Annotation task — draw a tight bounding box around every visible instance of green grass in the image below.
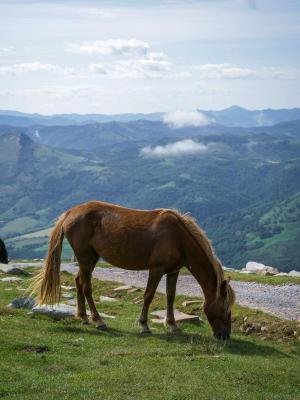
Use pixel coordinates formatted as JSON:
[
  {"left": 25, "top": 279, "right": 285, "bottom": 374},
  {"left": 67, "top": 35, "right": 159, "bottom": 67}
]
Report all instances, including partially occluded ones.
[
  {"left": 224, "top": 270, "right": 300, "bottom": 285},
  {"left": 0, "top": 271, "right": 299, "bottom": 399}
]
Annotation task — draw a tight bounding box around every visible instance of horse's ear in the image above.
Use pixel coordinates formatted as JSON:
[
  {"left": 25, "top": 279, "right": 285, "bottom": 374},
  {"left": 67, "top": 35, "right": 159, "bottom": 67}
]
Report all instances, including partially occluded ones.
[{"left": 220, "top": 279, "right": 229, "bottom": 297}]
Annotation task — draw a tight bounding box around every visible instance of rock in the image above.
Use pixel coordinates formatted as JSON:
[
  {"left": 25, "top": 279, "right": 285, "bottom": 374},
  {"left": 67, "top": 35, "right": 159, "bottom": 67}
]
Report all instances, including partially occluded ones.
[
  {"left": 182, "top": 300, "right": 201, "bottom": 307},
  {"left": 32, "top": 303, "right": 115, "bottom": 320},
  {"left": 32, "top": 303, "right": 77, "bottom": 319},
  {"left": 276, "top": 272, "right": 289, "bottom": 276},
  {"left": 245, "top": 326, "right": 255, "bottom": 335},
  {"left": 66, "top": 298, "right": 77, "bottom": 306},
  {"left": 9, "top": 296, "right": 36, "bottom": 309},
  {"left": 62, "top": 293, "right": 74, "bottom": 300},
  {"left": 0, "top": 266, "right": 31, "bottom": 276},
  {"left": 0, "top": 277, "right": 23, "bottom": 282},
  {"left": 261, "top": 326, "right": 267, "bottom": 332},
  {"left": 150, "top": 309, "right": 202, "bottom": 324},
  {"left": 127, "top": 287, "right": 141, "bottom": 293},
  {"left": 288, "top": 270, "right": 300, "bottom": 277},
  {"left": 223, "top": 266, "right": 238, "bottom": 272},
  {"left": 99, "top": 296, "right": 118, "bottom": 302},
  {"left": 100, "top": 312, "right": 116, "bottom": 319},
  {"left": 113, "top": 285, "right": 132, "bottom": 291},
  {"left": 16, "top": 287, "right": 26, "bottom": 291},
  {"left": 245, "top": 261, "right": 279, "bottom": 275},
  {"left": 61, "top": 285, "right": 76, "bottom": 291},
  {"left": 240, "top": 270, "right": 255, "bottom": 274}
]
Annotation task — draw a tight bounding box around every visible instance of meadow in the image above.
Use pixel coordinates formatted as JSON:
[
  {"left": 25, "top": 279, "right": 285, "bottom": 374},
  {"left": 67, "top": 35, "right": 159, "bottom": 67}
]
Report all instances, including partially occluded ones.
[{"left": 0, "top": 270, "right": 299, "bottom": 400}]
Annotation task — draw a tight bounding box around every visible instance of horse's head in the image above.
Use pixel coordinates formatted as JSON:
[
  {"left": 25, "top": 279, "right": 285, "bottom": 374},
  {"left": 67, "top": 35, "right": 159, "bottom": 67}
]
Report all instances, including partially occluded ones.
[{"left": 204, "top": 279, "right": 235, "bottom": 340}]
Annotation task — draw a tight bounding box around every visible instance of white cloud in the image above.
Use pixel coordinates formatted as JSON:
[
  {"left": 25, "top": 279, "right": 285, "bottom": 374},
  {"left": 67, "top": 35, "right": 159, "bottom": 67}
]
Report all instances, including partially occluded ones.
[
  {"left": 0, "top": 62, "right": 79, "bottom": 77},
  {"left": 141, "top": 139, "right": 209, "bottom": 158},
  {"left": 89, "top": 52, "right": 171, "bottom": 78},
  {"left": 163, "top": 110, "right": 212, "bottom": 128},
  {"left": 66, "top": 38, "right": 150, "bottom": 56},
  {"left": 0, "top": 62, "right": 58, "bottom": 76},
  {"left": 89, "top": 63, "right": 108, "bottom": 75},
  {"left": 196, "top": 64, "right": 298, "bottom": 80},
  {"left": 87, "top": 8, "right": 119, "bottom": 19}
]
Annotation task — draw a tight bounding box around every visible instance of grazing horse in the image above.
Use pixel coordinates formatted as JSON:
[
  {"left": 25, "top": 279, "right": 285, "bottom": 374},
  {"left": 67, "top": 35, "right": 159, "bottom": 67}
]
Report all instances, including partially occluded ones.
[{"left": 32, "top": 201, "right": 235, "bottom": 339}]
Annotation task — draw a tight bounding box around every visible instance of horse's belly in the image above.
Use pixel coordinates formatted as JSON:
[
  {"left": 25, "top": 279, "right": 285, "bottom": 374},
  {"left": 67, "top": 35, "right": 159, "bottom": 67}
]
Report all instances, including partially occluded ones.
[{"left": 95, "top": 240, "right": 152, "bottom": 270}]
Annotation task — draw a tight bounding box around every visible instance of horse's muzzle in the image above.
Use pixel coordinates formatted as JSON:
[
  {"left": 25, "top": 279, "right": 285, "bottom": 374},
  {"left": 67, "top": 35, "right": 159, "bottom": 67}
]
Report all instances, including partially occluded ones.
[{"left": 214, "top": 330, "right": 230, "bottom": 340}]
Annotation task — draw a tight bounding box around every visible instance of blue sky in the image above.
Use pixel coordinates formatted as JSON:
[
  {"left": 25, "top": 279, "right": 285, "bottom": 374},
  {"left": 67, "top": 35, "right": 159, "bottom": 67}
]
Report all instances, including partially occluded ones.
[{"left": 0, "top": 0, "right": 299, "bottom": 114}]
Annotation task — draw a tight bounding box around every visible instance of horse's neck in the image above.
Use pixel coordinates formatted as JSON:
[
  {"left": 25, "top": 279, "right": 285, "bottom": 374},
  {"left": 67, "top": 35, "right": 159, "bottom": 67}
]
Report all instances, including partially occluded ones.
[{"left": 183, "top": 232, "right": 219, "bottom": 302}]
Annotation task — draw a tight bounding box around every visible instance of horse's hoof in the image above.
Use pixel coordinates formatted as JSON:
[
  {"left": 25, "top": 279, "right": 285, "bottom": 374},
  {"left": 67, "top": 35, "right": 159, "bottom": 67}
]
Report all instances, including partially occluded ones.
[
  {"left": 140, "top": 329, "right": 152, "bottom": 335},
  {"left": 82, "top": 320, "right": 91, "bottom": 325},
  {"left": 96, "top": 324, "right": 108, "bottom": 331},
  {"left": 171, "top": 327, "right": 182, "bottom": 335}
]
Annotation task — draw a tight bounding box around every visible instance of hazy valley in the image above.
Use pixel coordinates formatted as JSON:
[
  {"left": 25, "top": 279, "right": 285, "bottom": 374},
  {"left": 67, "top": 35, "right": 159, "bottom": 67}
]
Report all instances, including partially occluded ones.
[{"left": 0, "top": 107, "right": 300, "bottom": 271}]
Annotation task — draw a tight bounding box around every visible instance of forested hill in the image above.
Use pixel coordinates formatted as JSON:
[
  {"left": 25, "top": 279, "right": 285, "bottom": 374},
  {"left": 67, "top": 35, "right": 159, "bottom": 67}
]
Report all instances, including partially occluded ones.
[{"left": 0, "top": 116, "right": 299, "bottom": 271}]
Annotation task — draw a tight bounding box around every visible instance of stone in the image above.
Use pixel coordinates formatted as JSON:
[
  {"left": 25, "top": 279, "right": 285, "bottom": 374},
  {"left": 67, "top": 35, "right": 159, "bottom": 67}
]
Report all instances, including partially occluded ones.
[
  {"left": 0, "top": 266, "right": 31, "bottom": 276},
  {"left": 288, "top": 270, "right": 300, "bottom": 277},
  {"left": 61, "top": 285, "right": 76, "bottom": 291},
  {"left": 276, "top": 272, "right": 289, "bottom": 276},
  {"left": 150, "top": 309, "right": 202, "bottom": 324},
  {"left": 32, "top": 303, "right": 115, "bottom": 320},
  {"left": 32, "top": 303, "right": 76, "bottom": 319},
  {"left": 113, "top": 285, "right": 132, "bottom": 291},
  {"left": 127, "top": 287, "right": 141, "bottom": 293},
  {"left": 62, "top": 293, "right": 74, "bottom": 300},
  {"left": 244, "top": 261, "right": 279, "bottom": 275},
  {"left": 182, "top": 300, "right": 201, "bottom": 307},
  {"left": 99, "top": 296, "right": 118, "bottom": 302},
  {"left": 9, "top": 296, "right": 36, "bottom": 309},
  {"left": 100, "top": 312, "right": 116, "bottom": 319},
  {"left": 240, "top": 270, "right": 255, "bottom": 274},
  {"left": 0, "top": 277, "right": 23, "bottom": 282},
  {"left": 223, "top": 266, "right": 238, "bottom": 272}
]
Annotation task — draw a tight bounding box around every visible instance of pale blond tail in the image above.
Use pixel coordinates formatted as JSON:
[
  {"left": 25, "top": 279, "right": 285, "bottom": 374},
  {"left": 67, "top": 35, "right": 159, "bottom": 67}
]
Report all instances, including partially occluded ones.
[{"left": 30, "top": 212, "right": 67, "bottom": 305}]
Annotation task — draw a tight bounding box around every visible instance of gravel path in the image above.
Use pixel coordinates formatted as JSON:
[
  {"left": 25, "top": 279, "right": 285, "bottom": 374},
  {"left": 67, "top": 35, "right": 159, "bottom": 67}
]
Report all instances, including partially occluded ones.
[{"left": 58, "top": 264, "right": 300, "bottom": 321}]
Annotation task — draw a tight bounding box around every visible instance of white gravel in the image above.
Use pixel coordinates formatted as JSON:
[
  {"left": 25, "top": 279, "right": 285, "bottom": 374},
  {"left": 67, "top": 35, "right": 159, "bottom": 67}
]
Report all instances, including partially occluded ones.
[{"left": 59, "top": 264, "right": 300, "bottom": 321}]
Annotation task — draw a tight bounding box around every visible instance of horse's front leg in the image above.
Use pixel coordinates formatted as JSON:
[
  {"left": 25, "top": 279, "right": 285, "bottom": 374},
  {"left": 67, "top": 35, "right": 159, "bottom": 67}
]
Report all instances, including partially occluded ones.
[
  {"left": 139, "top": 268, "right": 163, "bottom": 334},
  {"left": 166, "top": 271, "right": 181, "bottom": 334}
]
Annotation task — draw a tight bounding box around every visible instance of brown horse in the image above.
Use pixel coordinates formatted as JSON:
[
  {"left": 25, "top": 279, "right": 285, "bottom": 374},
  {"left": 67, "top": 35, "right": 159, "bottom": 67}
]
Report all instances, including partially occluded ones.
[{"left": 32, "top": 201, "right": 235, "bottom": 339}]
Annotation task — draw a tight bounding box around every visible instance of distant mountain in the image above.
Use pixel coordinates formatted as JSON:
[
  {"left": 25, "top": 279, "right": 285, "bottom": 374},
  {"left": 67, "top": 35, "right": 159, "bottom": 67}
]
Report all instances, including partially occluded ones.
[
  {"left": 0, "top": 110, "right": 164, "bottom": 127},
  {"left": 199, "top": 105, "right": 300, "bottom": 127},
  {"left": 0, "top": 126, "right": 299, "bottom": 270},
  {"left": 1, "top": 106, "right": 300, "bottom": 127},
  {"left": 2, "top": 118, "right": 297, "bottom": 154}
]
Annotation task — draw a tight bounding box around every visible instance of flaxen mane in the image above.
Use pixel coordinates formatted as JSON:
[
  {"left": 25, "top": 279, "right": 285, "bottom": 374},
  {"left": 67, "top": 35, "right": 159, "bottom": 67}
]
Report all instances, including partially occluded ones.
[{"left": 163, "top": 209, "right": 235, "bottom": 308}]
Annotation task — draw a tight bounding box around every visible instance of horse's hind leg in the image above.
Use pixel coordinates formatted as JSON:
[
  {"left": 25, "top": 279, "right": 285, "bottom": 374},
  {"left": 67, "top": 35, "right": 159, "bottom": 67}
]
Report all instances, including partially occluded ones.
[
  {"left": 76, "top": 251, "right": 107, "bottom": 330},
  {"left": 81, "top": 268, "right": 107, "bottom": 331},
  {"left": 75, "top": 272, "right": 89, "bottom": 325},
  {"left": 139, "top": 268, "right": 164, "bottom": 334},
  {"left": 166, "top": 271, "right": 181, "bottom": 334}
]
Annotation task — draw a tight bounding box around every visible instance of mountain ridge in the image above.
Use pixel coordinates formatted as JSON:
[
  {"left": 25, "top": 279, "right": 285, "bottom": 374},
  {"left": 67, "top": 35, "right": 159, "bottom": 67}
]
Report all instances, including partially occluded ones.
[{"left": 1, "top": 106, "right": 300, "bottom": 128}]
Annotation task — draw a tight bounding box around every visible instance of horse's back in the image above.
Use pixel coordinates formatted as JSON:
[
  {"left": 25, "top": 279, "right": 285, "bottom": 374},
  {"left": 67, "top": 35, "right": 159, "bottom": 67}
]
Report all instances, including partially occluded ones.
[{"left": 63, "top": 201, "right": 184, "bottom": 270}]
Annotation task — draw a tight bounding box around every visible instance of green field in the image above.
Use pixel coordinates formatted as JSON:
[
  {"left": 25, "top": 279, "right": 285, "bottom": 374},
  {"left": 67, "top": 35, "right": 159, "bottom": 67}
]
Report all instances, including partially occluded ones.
[{"left": 0, "top": 271, "right": 299, "bottom": 400}]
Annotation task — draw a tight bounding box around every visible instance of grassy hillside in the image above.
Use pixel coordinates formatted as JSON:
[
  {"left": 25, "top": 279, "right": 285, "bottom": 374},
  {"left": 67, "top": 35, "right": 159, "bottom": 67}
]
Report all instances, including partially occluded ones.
[
  {"left": 0, "top": 121, "right": 300, "bottom": 269},
  {"left": 0, "top": 272, "right": 299, "bottom": 399},
  {"left": 204, "top": 192, "right": 300, "bottom": 270}
]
